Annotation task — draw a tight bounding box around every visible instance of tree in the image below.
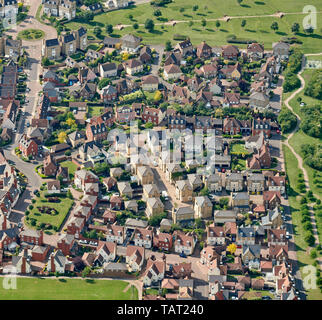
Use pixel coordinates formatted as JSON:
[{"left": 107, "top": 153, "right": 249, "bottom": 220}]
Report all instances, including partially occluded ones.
[
  {"left": 128, "top": 14, "right": 134, "bottom": 20},
  {"left": 133, "top": 23, "right": 139, "bottom": 30},
  {"left": 201, "top": 19, "right": 206, "bottom": 27},
  {"left": 106, "top": 24, "right": 113, "bottom": 34},
  {"left": 82, "top": 266, "right": 91, "bottom": 278},
  {"left": 188, "top": 21, "right": 193, "bottom": 27},
  {"left": 192, "top": 5, "right": 198, "bottom": 11},
  {"left": 227, "top": 243, "right": 237, "bottom": 255},
  {"left": 145, "top": 19, "right": 155, "bottom": 32},
  {"left": 154, "top": 9, "right": 162, "bottom": 17},
  {"left": 215, "top": 108, "right": 223, "bottom": 118},
  {"left": 58, "top": 131, "right": 67, "bottom": 144},
  {"left": 291, "top": 22, "right": 300, "bottom": 33},
  {"left": 241, "top": 19, "right": 246, "bottom": 28},
  {"left": 93, "top": 26, "right": 102, "bottom": 37},
  {"left": 154, "top": 90, "right": 162, "bottom": 102},
  {"left": 215, "top": 21, "right": 220, "bottom": 29},
  {"left": 165, "top": 40, "right": 172, "bottom": 51},
  {"left": 271, "top": 22, "right": 279, "bottom": 32},
  {"left": 98, "top": 78, "right": 111, "bottom": 90},
  {"left": 66, "top": 118, "right": 75, "bottom": 127},
  {"left": 304, "top": 25, "right": 314, "bottom": 33},
  {"left": 237, "top": 0, "right": 243, "bottom": 4}
]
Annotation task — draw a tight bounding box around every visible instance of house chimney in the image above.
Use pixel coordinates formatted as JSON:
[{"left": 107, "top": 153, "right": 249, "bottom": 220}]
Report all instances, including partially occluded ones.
[{"left": 50, "top": 253, "right": 55, "bottom": 273}]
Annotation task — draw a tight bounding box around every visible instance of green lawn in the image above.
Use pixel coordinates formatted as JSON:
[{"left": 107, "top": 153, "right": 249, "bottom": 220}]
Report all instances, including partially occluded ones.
[
  {"left": 17, "top": 29, "right": 45, "bottom": 41},
  {"left": 60, "top": 160, "right": 78, "bottom": 176},
  {"left": 0, "top": 277, "right": 138, "bottom": 300},
  {"left": 231, "top": 142, "right": 250, "bottom": 155},
  {"left": 88, "top": 106, "right": 104, "bottom": 118},
  {"left": 283, "top": 145, "right": 322, "bottom": 300},
  {"left": 27, "top": 191, "right": 74, "bottom": 230},
  {"left": 65, "top": 0, "right": 322, "bottom": 53}
]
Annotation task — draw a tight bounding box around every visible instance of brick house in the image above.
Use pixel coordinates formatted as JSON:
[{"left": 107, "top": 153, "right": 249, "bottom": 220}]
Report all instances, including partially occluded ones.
[
  {"left": 196, "top": 41, "right": 212, "bottom": 59},
  {"left": 263, "top": 191, "right": 281, "bottom": 210},
  {"left": 252, "top": 118, "right": 272, "bottom": 138},
  {"left": 31, "top": 245, "right": 49, "bottom": 262},
  {"left": 20, "top": 229, "right": 43, "bottom": 246},
  {"left": 18, "top": 134, "right": 38, "bottom": 158},
  {"left": 66, "top": 217, "right": 85, "bottom": 237},
  {"left": 86, "top": 121, "right": 108, "bottom": 142},
  {"left": 57, "top": 233, "right": 75, "bottom": 256},
  {"left": 74, "top": 169, "right": 99, "bottom": 191},
  {"left": 43, "top": 154, "right": 57, "bottom": 177},
  {"left": 142, "top": 106, "right": 160, "bottom": 125},
  {"left": 153, "top": 232, "right": 173, "bottom": 252},
  {"left": 222, "top": 45, "right": 239, "bottom": 60}
]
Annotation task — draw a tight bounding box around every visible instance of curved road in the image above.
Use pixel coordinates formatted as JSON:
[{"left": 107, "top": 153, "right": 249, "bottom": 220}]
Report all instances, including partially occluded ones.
[{"left": 4, "top": 0, "right": 57, "bottom": 221}]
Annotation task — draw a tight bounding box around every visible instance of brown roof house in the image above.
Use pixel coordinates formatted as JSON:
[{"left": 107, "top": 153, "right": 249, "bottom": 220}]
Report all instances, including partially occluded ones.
[{"left": 126, "top": 245, "right": 145, "bottom": 272}]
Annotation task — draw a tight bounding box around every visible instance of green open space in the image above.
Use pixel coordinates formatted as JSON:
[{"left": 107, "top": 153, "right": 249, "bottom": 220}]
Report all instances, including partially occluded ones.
[
  {"left": 26, "top": 191, "right": 74, "bottom": 230},
  {"left": 0, "top": 277, "right": 138, "bottom": 300},
  {"left": 65, "top": 0, "right": 322, "bottom": 53},
  {"left": 17, "top": 29, "right": 45, "bottom": 41},
  {"left": 283, "top": 144, "right": 322, "bottom": 300}
]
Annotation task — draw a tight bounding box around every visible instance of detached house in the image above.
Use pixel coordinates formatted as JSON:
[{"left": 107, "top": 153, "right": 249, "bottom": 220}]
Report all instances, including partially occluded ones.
[
  {"left": 174, "top": 231, "right": 197, "bottom": 256},
  {"left": 194, "top": 196, "right": 213, "bottom": 219},
  {"left": 225, "top": 173, "right": 244, "bottom": 192},
  {"left": 146, "top": 197, "right": 164, "bottom": 218},
  {"left": 143, "top": 258, "right": 166, "bottom": 287},
  {"left": 207, "top": 224, "right": 225, "bottom": 245},
  {"left": 196, "top": 41, "right": 212, "bottom": 59},
  {"left": 121, "top": 34, "right": 141, "bottom": 53},
  {"left": 74, "top": 169, "right": 99, "bottom": 191},
  {"left": 141, "top": 75, "right": 159, "bottom": 92},
  {"left": 124, "top": 59, "right": 143, "bottom": 76},
  {"left": 126, "top": 245, "right": 145, "bottom": 272},
  {"left": 247, "top": 173, "right": 265, "bottom": 193},
  {"left": 18, "top": 134, "right": 38, "bottom": 158},
  {"left": 163, "top": 64, "right": 182, "bottom": 80},
  {"left": 175, "top": 180, "right": 193, "bottom": 203},
  {"left": 267, "top": 175, "right": 286, "bottom": 195},
  {"left": 100, "top": 62, "right": 117, "bottom": 78},
  {"left": 175, "top": 39, "right": 193, "bottom": 57},
  {"left": 247, "top": 43, "right": 264, "bottom": 61},
  {"left": 222, "top": 45, "right": 239, "bottom": 60}
]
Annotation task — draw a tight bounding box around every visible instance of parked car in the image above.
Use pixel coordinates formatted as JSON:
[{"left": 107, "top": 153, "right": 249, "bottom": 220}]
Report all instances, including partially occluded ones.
[
  {"left": 262, "top": 296, "right": 272, "bottom": 300},
  {"left": 179, "top": 252, "right": 187, "bottom": 258}
]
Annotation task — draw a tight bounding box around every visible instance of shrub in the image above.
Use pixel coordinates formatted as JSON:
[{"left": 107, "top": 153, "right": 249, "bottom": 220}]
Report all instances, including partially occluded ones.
[{"left": 305, "top": 232, "right": 315, "bottom": 246}]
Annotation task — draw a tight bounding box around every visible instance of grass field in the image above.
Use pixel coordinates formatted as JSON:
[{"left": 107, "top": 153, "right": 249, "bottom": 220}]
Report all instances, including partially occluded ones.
[
  {"left": 283, "top": 144, "right": 322, "bottom": 300},
  {"left": 27, "top": 191, "right": 74, "bottom": 230},
  {"left": 65, "top": 0, "right": 322, "bottom": 53},
  {"left": 60, "top": 160, "right": 78, "bottom": 176},
  {"left": 0, "top": 277, "right": 138, "bottom": 300}
]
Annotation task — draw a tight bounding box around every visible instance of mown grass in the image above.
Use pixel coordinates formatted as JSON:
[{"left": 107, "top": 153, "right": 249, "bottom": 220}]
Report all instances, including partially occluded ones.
[
  {"left": 65, "top": 1, "right": 322, "bottom": 53},
  {"left": 0, "top": 277, "right": 138, "bottom": 300},
  {"left": 27, "top": 191, "right": 74, "bottom": 230}
]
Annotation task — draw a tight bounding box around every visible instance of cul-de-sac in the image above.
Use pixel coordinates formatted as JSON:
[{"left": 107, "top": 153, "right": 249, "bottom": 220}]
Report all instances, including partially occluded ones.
[{"left": 0, "top": 0, "right": 321, "bottom": 301}]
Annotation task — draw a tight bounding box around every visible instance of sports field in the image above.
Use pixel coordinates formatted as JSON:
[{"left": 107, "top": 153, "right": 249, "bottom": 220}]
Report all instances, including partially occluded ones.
[{"left": 0, "top": 277, "right": 138, "bottom": 300}]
